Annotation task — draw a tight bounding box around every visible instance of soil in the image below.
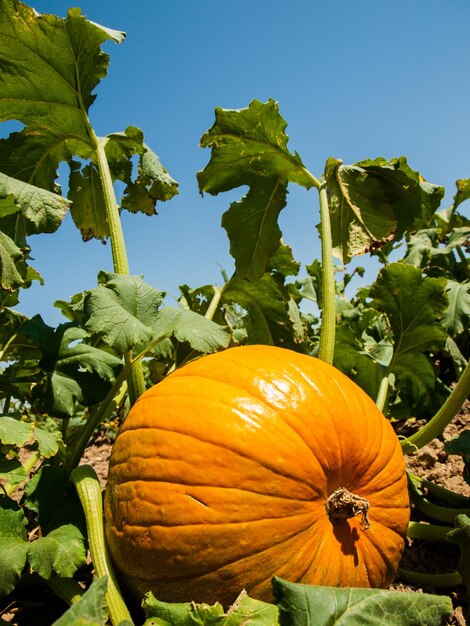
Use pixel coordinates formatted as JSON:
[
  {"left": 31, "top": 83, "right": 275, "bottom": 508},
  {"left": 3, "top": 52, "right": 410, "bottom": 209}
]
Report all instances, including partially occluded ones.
[{"left": 1, "top": 403, "right": 469, "bottom": 625}]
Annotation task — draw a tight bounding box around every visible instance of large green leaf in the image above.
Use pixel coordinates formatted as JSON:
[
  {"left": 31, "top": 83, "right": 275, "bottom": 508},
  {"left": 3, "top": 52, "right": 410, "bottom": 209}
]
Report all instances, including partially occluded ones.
[
  {"left": 198, "top": 99, "right": 314, "bottom": 280},
  {"left": 272, "top": 577, "right": 452, "bottom": 626},
  {"left": 28, "top": 523, "right": 86, "bottom": 580},
  {"left": 443, "top": 280, "right": 470, "bottom": 336},
  {"left": 452, "top": 178, "right": 470, "bottom": 211},
  {"left": 324, "top": 157, "right": 444, "bottom": 263},
  {"left": 0, "top": 495, "right": 29, "bottom": 595},
  {"left": 223, "top": 274, "right": 305, "bottom": 349},
  {"left": 18, "top": 316, "right": 123, "bottom": 416},
  {"left": 371, "top": 263, "right": 448, "bottom": 415},
  {"left": 81, "top": 272, "right": 230, "bottom": 356},
  {"left": 0, "top": 0, "right": 124, "bottom": 186}
]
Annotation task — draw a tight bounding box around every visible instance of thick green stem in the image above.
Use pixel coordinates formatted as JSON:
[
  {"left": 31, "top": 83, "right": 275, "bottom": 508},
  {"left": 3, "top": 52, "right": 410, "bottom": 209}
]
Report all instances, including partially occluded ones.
[
  {"left": 407, "top": 521, "right": 451, "bottom": 543},
  {"left": 71, "top": 466, "right": 134, "bottom": 626},
  {"left": 398, "top": 568, "right": 462, "bottom": 588},
  {"left": 408, "top": 473, "right": 469, "bottom": 508},
  {"left": 91, "top": 131, "right": 146, "bottom": 403},
  {"left": 375, "top": 376, "right": 389, "bottom": 413},
  {"left": 401, "top": 359, "right": 470, "bottom": 453},
  {"left": 317, "top": 184, "right": 336, "bottom": 364}
]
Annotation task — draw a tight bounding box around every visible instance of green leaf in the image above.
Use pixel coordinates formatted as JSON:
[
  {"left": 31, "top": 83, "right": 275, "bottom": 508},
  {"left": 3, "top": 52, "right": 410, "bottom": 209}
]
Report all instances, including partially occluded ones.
[
  {"left": 51, "top": 576, "right": 109, "bottom": 626},
  {"left": 82, "top": 272, "right": 166, "bottom": 354},
  {"left": 69, "top": 131, "right": 179, "bottom": 241},
  {"left": 333, "top": 323, "right": 385, "bottom": 401},
  {"left": 0, "top": 495, "right": 29, "bottom": 595},
  {"left": 19, "top": 316, "right": 122, "bottom": 416},
  {"left": 23, "top": 466, "right": 86, "bottom": 536},
  {"left": 221, "top": 179, "right": 288, "bottom": 281},
  {"left": 0, "top": 171, "right": 70, "bottom": 244},
  {"left": 0, "top": 229, "right": 25, "bottom": 291},
  {"left": 82, "top": 272, "right": 230, "bottom": 356},
  {"left": 443, "top": 280, "right": 470, "bottom": 336},
  {"left": 452, "top": 178, "right": 470, "bottom": 211},
  {"left": 272, "top": 577, "right": 453, "bottom": 626},
  {"left": 223, "top": 274, "right": 304, "bottom": 349},
  {"left": 198, "top": 99, "right": 314, "bottom": 280},
  {"left": 143, "top": 590, "right": 279, "bottom": 626},
  {"left": 0, "top": 0, "right": 124, "bottom": 189},
  {"left": 371, "top": 263, "right": 448, "bottom": 415},
  {"left": 28, "top": 523, "right": 87, "bottom": 579},
  {"left": 163, "top": 308, "right": 231, "bottom": 354},
  {"left": 0, "top": 457, "right": 28, "bottom": 485},
  {"left": 324, "top": 157, "right": 444, "bottom": 263},
  {"left": 0, "top": 415, "right": 34, "bottom": 447}
]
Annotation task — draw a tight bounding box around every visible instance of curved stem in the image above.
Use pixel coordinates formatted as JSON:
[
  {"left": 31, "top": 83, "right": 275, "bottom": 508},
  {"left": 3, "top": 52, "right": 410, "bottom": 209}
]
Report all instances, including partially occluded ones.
[
  {"left": 398, "top": 568, "right": 462, "bottom": 588},
  {"left": 408, "top": 473, "right": 470, "bottom": 508},
  {"left": 408, "top": 476, "right": 470, "bottom": 524},
  {"left": 407, "top": 521, "right": 451, "bottom": 543},
  {"left": 317, "top": 184, "right": 336, "bottom": 364},
  {"left": 71, "top": 465, "right": 134, "bottom": 626},
  {"left": 401, "top": 358, "right": 470, "bottom": 453}
]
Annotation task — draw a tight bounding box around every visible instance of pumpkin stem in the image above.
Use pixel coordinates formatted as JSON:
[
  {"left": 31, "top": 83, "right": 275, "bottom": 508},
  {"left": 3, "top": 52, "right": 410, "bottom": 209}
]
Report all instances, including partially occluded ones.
[{"left": 325, "top": 487, "right": 370, "bottom": 531}]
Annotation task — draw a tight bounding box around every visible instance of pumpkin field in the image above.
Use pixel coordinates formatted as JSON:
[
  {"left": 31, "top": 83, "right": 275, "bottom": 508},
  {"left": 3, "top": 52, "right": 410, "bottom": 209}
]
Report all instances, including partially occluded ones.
[{"left": 0, "top": 1, "right": 469, "bottom": 625}]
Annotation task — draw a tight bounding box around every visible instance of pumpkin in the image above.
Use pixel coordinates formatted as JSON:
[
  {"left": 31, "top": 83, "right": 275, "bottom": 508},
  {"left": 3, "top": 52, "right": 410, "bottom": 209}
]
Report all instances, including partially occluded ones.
[{"left": 104, "top": 345, "right": 409, "bottom": 606}]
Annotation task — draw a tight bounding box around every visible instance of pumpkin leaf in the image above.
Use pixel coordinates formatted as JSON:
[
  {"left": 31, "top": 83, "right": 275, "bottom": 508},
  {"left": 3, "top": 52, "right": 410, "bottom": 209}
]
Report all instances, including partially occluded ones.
[
  {"left": 0, "top": 495, "right": 29, "bottom": 596},
  {"left": 0, "top": 0, "right": 124, "bottom": 189},
  {"left": 272, "top": 577, "right": 453, "bottom": 626},
  {"left": 198, "top": 99, "right": 314, "bottom": 281},
  {"left": 370, "top": 263, "right": 449, "bottom": 416},
  {"left": 443, "top": 280, "right": 470, "bottom": 337},
  {"left": 18, "top": 316, "right": 123, "bottom": 417},
  {"left": 81, "top": 272, "right": 230, "bottom": 356},
  {"left": 452, "top": 178, "right": 470, "bottom": 212},
  {"left": 143, "top": 590, "right": 279, "bottom": 626},
  {"left": 324, "top": 157, "right": 444, "bottom": 263},
  {"left": 223, "top": 273, "right": 305, "bottom": 349},
  {"left": 51, "top": 576, "right": 109, "bottom": 626},
  {"left": 28, "top": 523, "right": 87, "bottom": 580},
  {"left": 0, "top": 171, "right": 70, "bottom": 246}
]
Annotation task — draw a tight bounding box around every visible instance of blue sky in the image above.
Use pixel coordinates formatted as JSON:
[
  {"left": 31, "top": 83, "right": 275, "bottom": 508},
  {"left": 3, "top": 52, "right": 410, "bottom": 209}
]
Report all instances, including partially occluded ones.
[{"left": 8, "top": 0, "right": 470, "bottom": 325}]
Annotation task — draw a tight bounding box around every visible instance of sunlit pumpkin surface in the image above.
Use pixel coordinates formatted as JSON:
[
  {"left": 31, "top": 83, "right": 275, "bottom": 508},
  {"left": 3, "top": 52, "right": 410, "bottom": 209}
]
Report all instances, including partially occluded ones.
[{"left": 104, "top": 345, "right": 410, "bottom": 605}]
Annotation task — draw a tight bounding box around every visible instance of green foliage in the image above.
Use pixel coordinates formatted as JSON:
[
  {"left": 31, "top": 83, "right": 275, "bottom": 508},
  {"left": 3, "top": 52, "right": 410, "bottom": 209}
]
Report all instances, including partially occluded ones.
[
  {"left": 143, "top": 590, "right": 279, "bottom": 626},
  {"left": 272, "top": 577, "right": 453, "bottom": 626}
]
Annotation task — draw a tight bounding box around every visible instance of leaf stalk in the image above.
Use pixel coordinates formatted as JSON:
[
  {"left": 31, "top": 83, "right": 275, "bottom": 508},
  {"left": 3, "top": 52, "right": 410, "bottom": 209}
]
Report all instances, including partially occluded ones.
[
  {"left": 71, "top": 465, "right": 134, "bottom": 626},
  {"left": 317, "top": 183, "right": 336, "bottom": 364}
]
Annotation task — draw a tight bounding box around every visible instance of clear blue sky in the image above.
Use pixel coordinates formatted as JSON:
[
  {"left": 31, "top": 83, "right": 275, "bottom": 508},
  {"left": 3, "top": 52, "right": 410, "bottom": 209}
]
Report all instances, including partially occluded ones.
[{"left": 9, "top": 0, "right": 470, "bottom": 325}]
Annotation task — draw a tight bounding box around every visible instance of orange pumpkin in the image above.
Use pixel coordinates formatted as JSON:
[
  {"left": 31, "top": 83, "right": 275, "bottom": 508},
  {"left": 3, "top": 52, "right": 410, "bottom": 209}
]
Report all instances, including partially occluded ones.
[{"left": 104, "top": 345, "right": 409, "bottom": 606}]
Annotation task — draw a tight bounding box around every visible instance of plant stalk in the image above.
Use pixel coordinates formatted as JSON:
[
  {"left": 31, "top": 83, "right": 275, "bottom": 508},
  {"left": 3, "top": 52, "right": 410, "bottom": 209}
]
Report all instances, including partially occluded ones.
[
  {"left": 71, "top": 465, "right": 134, "bottom": 626},
  {"left": 91, "top": 131, "right": 146, "bottom": 403},
  {"left": 398, "top": 568, "right": 462, "bottom": 588},
  {"left": 407, "top": 521, "right": 451, "bottom": 543},
  {"left": 407, "top": 473, "right": 470, "bottom": 508},
  {"left": 401, "top": 358, "right": 470, "bottom": 453},
  {"left": 375, "top": 376, "right": 389, "bottom": 413},
  {"left": 205, "top": 285, "right": 225, "bottom": 321},
  {"left": 317, "top": 183, "right": 336, "bottom": 364}
]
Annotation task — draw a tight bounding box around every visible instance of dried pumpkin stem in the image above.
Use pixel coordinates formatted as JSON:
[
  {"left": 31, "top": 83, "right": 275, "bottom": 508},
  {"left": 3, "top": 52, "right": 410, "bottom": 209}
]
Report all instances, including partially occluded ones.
[{"left": 325, "top": 487, "right": 370, "bottom": 531}]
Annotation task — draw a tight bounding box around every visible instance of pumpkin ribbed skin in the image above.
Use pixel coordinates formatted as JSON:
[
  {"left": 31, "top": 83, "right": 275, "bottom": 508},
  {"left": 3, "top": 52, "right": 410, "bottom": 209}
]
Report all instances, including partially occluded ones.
[{"left": 104, "top": 345, "right": 409, "bottom": 605}]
